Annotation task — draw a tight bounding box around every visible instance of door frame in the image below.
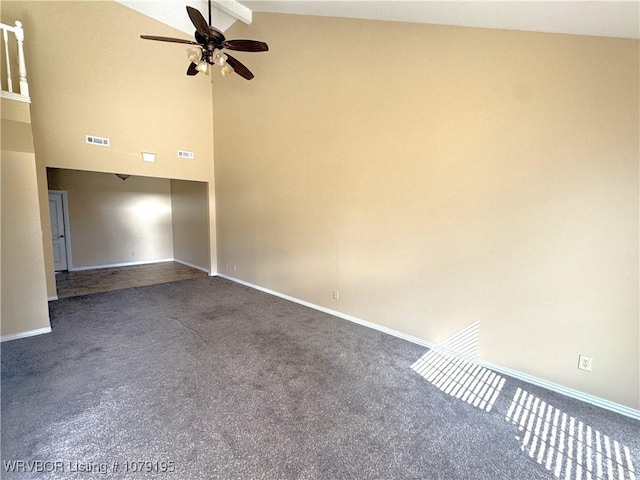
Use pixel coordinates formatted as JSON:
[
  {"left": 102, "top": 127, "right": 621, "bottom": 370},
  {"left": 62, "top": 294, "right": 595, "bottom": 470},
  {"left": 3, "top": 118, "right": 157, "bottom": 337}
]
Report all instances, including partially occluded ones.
[{"left": 48, "top": 190, "right": 73, "bottom": 271}]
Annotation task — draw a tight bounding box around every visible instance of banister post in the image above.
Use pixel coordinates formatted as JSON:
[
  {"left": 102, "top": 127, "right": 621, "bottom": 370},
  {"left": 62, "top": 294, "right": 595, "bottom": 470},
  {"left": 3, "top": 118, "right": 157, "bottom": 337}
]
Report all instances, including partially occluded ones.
[{"left": 14, "top": 21, "right": 29, "bottom": 98}]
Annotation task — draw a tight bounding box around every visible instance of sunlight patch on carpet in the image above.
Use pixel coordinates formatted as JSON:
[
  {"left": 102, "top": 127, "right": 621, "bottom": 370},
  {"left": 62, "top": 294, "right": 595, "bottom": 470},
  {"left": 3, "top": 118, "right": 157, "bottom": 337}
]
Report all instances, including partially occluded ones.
[
  {"left": 411, "top": 349, "right": 505, "bottom": 412},
  {"left": 506, "top": 388, "right": 637, "bottom": 480},
  {"left": 410, "top": 322, "right": 505, "bottom": 412}
]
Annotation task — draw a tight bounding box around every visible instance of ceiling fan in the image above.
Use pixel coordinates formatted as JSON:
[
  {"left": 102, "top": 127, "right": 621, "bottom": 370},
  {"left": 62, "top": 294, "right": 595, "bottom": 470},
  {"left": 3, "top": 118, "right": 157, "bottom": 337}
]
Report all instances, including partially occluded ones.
[{"left": 140, "top": 3, "right": 268, "bottom": 80}]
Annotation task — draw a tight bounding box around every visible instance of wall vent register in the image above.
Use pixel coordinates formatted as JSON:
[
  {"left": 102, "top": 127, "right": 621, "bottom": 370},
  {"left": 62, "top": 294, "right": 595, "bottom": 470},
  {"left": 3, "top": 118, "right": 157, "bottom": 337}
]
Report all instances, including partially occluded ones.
[
  {"left": 85, "top": 135, "right": 110, "bottom": 147},
  {"left": 178, "top": 150, "right": 195, "bottom": 159}
]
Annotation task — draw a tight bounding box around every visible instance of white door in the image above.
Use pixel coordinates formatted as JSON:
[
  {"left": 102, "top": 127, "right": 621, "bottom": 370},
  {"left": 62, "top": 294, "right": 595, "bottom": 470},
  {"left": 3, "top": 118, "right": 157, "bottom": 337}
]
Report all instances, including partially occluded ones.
[{"left": 49, "top": 192, "right": 68, "bottom": 271}]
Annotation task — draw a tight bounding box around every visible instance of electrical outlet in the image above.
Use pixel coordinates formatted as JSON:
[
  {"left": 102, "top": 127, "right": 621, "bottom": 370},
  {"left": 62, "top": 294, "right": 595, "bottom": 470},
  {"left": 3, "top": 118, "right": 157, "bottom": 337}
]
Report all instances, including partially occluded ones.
[
  {"left": 233, "top": 264, "right": 237, "bottom": 271},
  {"left": 578, "top": 355, "right": 593, "bottom": 372},
  {"left": 332, "top": 290, "right": 339, "bottom": 300}
]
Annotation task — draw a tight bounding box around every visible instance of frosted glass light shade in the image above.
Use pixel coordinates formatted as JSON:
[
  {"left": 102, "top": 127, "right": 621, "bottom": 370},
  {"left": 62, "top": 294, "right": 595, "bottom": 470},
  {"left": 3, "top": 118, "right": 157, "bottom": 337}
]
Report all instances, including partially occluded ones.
[
  {"left": 213, "top": 52, "right": 228, "bottom": 67},
  {"left": 221, "top": 64, "right": 234, "bottom": 77},
  {"left": 196, "top": 60, "right": 210, "bottom": 75},
  {"left": 186, "top": 48, "right": 202, "bottom": 64}
]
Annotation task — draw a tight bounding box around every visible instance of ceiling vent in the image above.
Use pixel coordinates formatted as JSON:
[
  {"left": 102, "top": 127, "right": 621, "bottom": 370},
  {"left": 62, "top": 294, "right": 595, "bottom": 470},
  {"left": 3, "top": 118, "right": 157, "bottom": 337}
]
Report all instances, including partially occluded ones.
[{"left": 86, "top": 135, "right": 110, "bottom": 147}]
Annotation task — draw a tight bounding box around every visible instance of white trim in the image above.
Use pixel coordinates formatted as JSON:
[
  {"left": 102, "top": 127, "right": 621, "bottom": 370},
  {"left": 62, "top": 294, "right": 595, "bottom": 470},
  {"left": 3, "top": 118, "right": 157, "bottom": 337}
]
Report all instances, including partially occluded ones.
[
  {"left": 173, "top": 258, "right": 210, "bottom": 274},
  {"left": 1, "top": 326, "right": 51, "bottom": 342},
  {"left": 1, "top": 90, "right": 30, "bottom": 103},
  {"left": 475, "top": 359, "right": 640, "bottom": 421},
  {"left": 216, "top": 273, "right": 640, "bottom": 421},
  {"left": 48, "top": 295, "right": 58, "bottom": 302},
  {"left": 70, "top": 258, "right": 174, "bottom": 271}
]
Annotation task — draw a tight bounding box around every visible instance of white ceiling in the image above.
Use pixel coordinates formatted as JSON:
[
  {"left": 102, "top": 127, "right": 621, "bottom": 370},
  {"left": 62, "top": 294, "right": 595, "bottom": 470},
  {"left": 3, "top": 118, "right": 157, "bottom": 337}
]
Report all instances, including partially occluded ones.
[
  {"left": 241, "top": 1, "right": 640, "bottom": 39},
  {"left": 118, "top": 0, "right": 640, "bottom": 39}
]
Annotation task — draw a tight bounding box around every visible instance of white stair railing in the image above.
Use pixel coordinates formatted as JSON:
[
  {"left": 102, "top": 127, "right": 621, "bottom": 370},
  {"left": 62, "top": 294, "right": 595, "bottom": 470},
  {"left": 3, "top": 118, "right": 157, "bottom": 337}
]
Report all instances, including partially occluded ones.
[{"left": 1, "top": 21, "right": 30, "bottom": 101}]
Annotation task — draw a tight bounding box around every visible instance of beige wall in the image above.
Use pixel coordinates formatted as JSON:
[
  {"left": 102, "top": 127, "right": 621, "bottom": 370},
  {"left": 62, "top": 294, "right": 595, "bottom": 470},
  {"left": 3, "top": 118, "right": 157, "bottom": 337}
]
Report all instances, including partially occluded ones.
[
  {"left": 1, "top": 0, "right": 218, "bottom": 288},
  {"left": 170, "top": 179, "right": 210, "bottom": 272},
  {"left": 1, "top": 1, "right": 214, "bottom": 181},
  {"left": 1, "top": 98, "right": 50, "bottom": 337},
  {"left": 47, "top": 169, "right": 174, "bottom": 268},
  {"left": 213, "top": 14, "right": 639, "bottom": 408}
]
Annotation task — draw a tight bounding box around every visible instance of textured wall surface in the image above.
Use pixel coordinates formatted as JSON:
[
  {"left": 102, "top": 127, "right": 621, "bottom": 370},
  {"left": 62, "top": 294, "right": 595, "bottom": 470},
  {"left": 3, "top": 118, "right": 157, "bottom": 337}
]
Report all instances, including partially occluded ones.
[
  {"left": 171, "top": 179, "right": 211, "bottom": 272},
  {"left": 213, "top": 13, "right": 639, "bottom": 408},
  {"left": 47, "top": 169, "right": 174, "bottom": 269},
  {"left": 1, "top": 99, "right": 50, "bottom": 337}
]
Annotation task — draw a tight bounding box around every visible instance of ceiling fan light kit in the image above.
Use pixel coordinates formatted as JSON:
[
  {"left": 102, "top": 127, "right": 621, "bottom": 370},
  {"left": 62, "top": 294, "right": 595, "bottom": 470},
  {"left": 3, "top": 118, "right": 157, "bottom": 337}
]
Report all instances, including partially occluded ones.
[{"left": 140, "top": 5, "right": 268, "bottom": 80}]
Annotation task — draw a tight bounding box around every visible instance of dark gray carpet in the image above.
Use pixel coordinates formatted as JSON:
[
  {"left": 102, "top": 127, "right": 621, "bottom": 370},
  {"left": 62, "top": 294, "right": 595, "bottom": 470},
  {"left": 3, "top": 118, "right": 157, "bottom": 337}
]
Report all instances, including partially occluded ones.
[{"left": 2, "top": 277, "right": 638, "bottom": 479}]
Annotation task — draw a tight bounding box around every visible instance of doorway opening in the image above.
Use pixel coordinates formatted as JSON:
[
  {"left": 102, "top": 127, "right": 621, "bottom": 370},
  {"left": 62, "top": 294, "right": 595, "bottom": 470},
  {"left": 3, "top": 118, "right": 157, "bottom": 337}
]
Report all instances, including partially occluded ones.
[
  {"left": 48, "top": 190, "right": 72, "bottom": 272},
  {"left": 46, "top": 168, "right": 211, "bottom": 299}
]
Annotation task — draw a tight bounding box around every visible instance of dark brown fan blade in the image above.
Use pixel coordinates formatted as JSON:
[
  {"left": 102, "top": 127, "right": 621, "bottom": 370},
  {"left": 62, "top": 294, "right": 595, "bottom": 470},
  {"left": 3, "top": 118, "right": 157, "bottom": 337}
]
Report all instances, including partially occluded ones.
[
  {"left": 187, "top": 63, "right": 199, "bottom": 76},
  {"left": 186, "top": 6, "right": 211, "bottom": 38},
  {"left": 140, "top": 35, "right": 198, "bottom": 45},
  {"left": 226, "top": 54, "right": 254, "bottom": 80},
  {"left": 222, "top": 39, "right": 269, "bottom": 52}
]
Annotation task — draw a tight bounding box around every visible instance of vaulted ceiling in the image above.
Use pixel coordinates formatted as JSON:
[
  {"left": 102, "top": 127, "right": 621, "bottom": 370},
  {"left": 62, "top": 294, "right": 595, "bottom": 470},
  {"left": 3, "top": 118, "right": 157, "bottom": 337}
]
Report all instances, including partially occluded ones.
[{"left": 116, "top": 0, "right": 639, "bottom": 39}]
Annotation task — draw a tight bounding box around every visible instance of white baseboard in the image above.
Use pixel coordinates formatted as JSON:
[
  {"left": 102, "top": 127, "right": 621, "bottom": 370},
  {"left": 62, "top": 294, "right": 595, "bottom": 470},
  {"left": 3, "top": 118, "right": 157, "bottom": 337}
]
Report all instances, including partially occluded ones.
[
  {"left": 216, "top": 273, "right": 640, "bottom": 421},
  {"left": 70, "top": 258, "right": 174, "bottom": 271},
  {"left": 173, "top": 258, "right": 210, "bottom": 274},
  {"left": 475, "top": 358, "right": 640, "bottom": 420},
  {"left": 1, "top": 326, "right": 52, "bottom": 342},
  {"left": 48, "top": 295, "right": 58, "bottom": 301}
]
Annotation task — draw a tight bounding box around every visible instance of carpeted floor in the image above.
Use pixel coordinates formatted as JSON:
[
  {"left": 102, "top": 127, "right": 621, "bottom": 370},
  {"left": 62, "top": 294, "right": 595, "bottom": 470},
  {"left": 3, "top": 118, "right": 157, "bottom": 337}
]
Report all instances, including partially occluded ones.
[{"left": 2, "top": 277, "right": 638, "bottom": 479}]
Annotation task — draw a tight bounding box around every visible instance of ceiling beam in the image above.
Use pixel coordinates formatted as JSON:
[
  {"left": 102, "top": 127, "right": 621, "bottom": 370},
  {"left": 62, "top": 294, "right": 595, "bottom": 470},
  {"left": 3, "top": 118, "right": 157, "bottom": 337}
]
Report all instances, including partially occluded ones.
[{"left": 214, "top": 0, "right": 252, "bottom": 25}]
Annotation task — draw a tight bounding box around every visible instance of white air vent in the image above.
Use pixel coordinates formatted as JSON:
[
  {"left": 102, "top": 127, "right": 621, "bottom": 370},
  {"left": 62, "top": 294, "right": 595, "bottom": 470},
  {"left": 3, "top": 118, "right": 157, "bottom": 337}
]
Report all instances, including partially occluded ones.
[
  {"left": 178, "top": 150, "right": 195, "bottom": 159},
  {"left": 86, "top": 135, "right": 110, "bottom": 147}
]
